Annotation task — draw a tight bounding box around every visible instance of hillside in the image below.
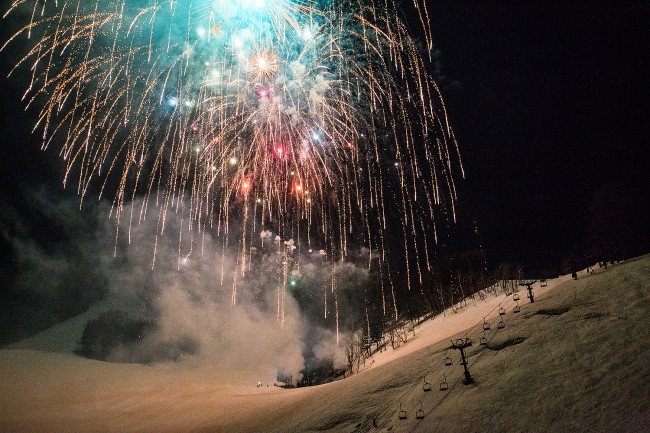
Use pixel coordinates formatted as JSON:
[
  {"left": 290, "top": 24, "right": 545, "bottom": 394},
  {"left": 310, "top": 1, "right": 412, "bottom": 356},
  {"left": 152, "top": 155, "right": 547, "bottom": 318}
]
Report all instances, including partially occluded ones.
[{"left": 1, "top": 255, "right": 648, "bottom": 432}]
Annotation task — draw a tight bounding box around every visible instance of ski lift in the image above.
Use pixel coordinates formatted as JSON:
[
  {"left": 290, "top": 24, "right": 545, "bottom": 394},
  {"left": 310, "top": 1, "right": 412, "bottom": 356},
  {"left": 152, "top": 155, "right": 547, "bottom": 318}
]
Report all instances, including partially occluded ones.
[
  {"left": 439, "top": 374, "right": 449, "bottom": 391},
  {"left": 513, "top": 293, "right": 520, "bottom": 301},
  {"left": 499, "top": 307, "right": 506, "bottom": 316},
  {"left": 483, "top": 319, "right": 491, "bottom": 331},
  {"left": 398, "top": 403, "right": 407, "bottom": 420},
  {"left": 497, "top": 319, "right": 506, "bottom": 329},
  {"left": 416, "top": 403, "right": 425, "bottom": 420},
  {"left": 444, "top": 352, "right": 453, "bottom": 366},
  {"left": 480, "top": 332, "right": 488, "bottom": 346},
  {"left": 423, "top": 377, "right": 432, "bottom": 392},
  {"left": 513, "top": 303, "right": 521, "bottom": 313},
  {"left": 541, "top": 279, "right": 547, "bottom": 287}
]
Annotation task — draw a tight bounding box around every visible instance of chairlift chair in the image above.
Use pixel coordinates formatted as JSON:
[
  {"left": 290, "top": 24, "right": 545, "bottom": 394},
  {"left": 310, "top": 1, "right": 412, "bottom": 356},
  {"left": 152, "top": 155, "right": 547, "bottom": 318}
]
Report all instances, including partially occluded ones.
[
  {"left": 416, "top": 403, "right": 425, "bottom": 419},
  {"left": 497, "top": 319, "right": 506, "bottom": 329},
  {"left": 440, "top": 375, "right": 449, "bottom": 391},
  {"left": 483, "top": 320, "right": 491, "bottom": 331},
  {"left": 480, "top": 332, "right": 488, "bottom": 346},
  {"left": 444, "top": 354, "right": 453, "bottom": 366},
  {"left": 541, "top": 279, "right": 547, "bottom": 287},
  {"left": 513, "top": 303, "right": 521, "bottom": 313},
  {"left": 423, "top": 378, "right": 432, "bottom": 392},
  {"left": 499, "top": 307, "right": 506, "bottom": 316},
  {"left": 513, "top": 293, "right": 520, "bottom": 301},
  {"left": 398, "top": 403, "right": 407, "bottom": 420}
]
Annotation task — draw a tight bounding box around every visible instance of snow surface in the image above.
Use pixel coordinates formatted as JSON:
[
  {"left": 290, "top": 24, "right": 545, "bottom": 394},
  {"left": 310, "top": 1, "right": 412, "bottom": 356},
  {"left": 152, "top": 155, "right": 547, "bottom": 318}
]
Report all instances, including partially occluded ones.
[
  {"left": 1, "top": 256, "right": 649, "bottom": 432},
  {"left": 7, "top": 293, "right": 146, "bottom": 354}
]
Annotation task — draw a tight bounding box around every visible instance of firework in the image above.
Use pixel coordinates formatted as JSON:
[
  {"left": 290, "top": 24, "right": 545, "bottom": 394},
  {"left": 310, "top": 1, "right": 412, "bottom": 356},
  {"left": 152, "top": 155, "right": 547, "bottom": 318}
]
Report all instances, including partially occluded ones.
[{"left": 3, "top": 0, "right": 464, "bottom": 328}]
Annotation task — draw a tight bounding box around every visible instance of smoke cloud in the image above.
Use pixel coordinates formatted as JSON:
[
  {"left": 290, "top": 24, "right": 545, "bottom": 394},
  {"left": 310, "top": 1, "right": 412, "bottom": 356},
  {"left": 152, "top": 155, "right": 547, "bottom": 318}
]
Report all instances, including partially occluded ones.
[
  {"left": 2, "top": 185, "right": 371, "bottom": 383},
  {"left": 78, "top": 199, "right": 371, "bottom": 381}
]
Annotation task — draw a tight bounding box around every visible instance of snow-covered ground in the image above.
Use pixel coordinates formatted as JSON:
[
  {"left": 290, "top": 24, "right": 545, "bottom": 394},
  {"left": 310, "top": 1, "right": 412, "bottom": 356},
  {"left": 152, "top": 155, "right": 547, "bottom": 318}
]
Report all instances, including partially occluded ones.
[{"left": 1, "top": 256, "right": 648, "bottom": 432}]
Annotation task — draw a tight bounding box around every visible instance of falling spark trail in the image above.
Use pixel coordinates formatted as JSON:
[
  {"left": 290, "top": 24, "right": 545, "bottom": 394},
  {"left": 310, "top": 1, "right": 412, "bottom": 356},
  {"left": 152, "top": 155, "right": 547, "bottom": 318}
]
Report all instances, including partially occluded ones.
[{"left": 3, "top": 0, "right": 463, "bottom": 322}]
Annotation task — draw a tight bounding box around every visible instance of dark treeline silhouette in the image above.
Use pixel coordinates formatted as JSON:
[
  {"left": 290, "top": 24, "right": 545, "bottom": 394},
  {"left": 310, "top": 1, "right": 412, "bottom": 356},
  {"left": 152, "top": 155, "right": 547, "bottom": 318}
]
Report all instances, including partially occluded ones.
[{"left": 562, "top": 183, "right": 649, "bottom": 275}]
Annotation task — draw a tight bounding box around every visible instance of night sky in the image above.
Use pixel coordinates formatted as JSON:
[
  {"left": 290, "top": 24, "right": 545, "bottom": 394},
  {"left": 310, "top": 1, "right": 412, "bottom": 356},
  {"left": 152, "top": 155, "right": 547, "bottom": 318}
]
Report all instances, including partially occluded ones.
[
  {"left": 1, "top": 1, "right": 648, "bottom": 275},
  {"left": 427, "top": 1, "right": 649, "bottom": 270}
]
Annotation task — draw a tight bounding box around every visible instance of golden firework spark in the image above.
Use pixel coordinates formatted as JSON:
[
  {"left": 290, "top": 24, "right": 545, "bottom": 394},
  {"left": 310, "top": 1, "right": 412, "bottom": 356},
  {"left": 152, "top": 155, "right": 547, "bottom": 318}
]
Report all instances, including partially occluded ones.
[{"left": 2, "top": 0, "right": 464, "bottom": 333}]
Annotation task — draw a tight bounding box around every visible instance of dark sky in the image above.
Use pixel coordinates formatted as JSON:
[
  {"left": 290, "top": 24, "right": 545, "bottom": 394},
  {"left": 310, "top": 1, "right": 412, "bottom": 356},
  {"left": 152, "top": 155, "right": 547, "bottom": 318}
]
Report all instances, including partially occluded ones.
[
  {"left": 426, "top": 1, "right": 649, "bottom": 270},
  {"left": 1, "top": 1, "right": 648, "bottom": 275}
]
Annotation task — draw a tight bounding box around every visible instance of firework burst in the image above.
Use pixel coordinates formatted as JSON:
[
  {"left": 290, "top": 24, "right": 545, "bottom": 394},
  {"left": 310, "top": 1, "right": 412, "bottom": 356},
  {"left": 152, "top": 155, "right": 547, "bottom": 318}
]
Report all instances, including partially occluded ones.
[
  {"left": 247, "top": 46, "right": 279, "bottom": 81},
  {"left": 3, "top": 0, "right": 464, "bottom": 329}
]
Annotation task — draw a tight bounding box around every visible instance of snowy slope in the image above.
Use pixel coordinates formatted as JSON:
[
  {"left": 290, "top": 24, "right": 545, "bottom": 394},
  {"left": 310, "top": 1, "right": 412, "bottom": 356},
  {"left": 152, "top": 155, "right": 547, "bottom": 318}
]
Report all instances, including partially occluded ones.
[
  {"left": 1, "top": 255, "right": 648, "bottom": 433},
  {"left": 7, "top": 293, "right": 146, "bottom": 354}
]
